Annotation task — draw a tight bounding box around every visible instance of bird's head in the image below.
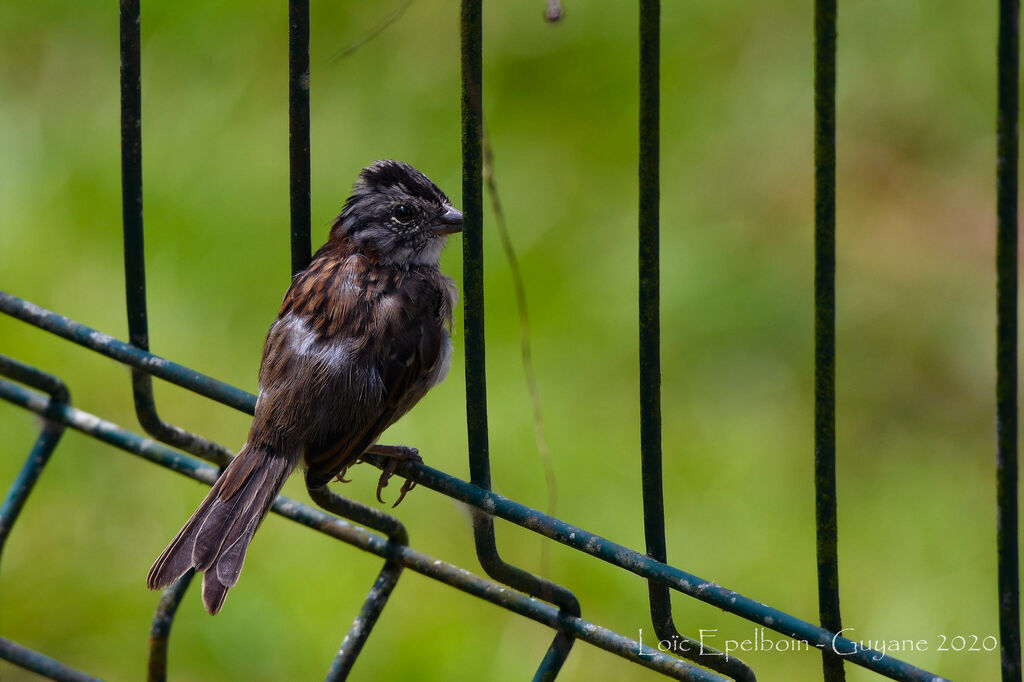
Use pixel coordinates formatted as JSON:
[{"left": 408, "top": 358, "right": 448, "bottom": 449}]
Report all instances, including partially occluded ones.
[{"left": 330, "top": 160, "right": 463, "bottom": 266}]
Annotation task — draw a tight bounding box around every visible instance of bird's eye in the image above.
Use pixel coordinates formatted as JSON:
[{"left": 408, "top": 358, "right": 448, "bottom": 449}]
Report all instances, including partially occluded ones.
[{"left": 393, "top": 203, "right": 414, "bottom": 223}]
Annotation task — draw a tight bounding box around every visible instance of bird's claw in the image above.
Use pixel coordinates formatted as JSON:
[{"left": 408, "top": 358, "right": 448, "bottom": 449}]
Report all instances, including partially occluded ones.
[{"left": 373, "top": 447, "right": 422, "bottom": 507}]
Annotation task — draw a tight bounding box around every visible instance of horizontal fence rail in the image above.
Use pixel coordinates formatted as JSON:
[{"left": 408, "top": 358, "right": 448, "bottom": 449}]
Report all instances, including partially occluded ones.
[
  {"left": 0, "top": 360, "right": 719, "bottom": 682},
  {"left": 0, "top": 292, "right": 950, "bottom": 681}
]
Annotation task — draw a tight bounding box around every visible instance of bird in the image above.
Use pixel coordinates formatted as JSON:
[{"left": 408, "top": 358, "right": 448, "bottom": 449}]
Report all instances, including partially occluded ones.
[{"left": 147, "top": 160, "right": 462, "bottom": 614}]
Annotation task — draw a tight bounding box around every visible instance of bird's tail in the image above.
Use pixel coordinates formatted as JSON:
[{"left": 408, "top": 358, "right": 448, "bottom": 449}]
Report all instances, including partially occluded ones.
[{"left": 147, "top": 443, "right": 296, "bottom": 614}]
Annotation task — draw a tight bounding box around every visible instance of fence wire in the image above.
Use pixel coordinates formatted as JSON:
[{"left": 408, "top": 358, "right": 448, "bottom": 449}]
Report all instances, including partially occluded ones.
[{"left": 1, "top": 1, "right": 1017, "bottom": 681}]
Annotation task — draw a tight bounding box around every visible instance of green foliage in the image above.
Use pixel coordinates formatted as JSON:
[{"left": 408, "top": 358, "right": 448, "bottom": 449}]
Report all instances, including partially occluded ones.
[{"left": 0, "top": 1, "right": 1004, "bottom": 680}]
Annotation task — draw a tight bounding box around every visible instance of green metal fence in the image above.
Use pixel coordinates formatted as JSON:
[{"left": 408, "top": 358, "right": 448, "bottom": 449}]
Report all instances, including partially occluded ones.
[{"left": 0, "top": 2, "right": 1018, "bottom": 680}]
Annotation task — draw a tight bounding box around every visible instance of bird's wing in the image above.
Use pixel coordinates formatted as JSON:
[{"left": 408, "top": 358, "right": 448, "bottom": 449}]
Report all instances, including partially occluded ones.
[{"left": 300, "top": 268, "right": 447, "bottom": 488}]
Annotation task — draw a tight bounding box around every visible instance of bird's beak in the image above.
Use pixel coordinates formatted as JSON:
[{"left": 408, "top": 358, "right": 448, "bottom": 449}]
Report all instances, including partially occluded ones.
[{"left": 433, "top": 206, "right": 463, "bottom": 235}]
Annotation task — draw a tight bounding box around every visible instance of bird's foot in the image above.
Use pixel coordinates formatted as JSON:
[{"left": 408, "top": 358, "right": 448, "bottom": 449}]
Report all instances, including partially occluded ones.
[{"left": 364, "top": 444, "right": 422, "bottom": 507}]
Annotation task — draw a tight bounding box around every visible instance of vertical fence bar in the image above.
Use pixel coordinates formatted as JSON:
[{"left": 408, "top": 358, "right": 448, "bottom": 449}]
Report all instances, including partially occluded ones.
[
  {"left": 813, "top": 1, "right": 844, "bottom": 681},
  {"left": 120, "top": 0, "right": 144, "bottom": 350},
  {"left": 638, "top": 0, "right": 668, "bottom": 638},
  {"left": 0, "top": 357, "right": 69, "bottom": 564},
  {"left": 996, "top": 0, "right": 1022, "bottom": 680},
  {"left": 147, "top": 570, "right": 194, "bottom": 682},
  {"left": 324, "top": 561, "right": 403, "bottom": 681},
  {"left": 307, "top": 483, "right": 409, "bottom": 678},
  {"left": 636, "top": 6, "right": 755, "bottom": 680},
  {"left": 0, "top": 361, "right": 79, "bottom": 682},
  {"left": 0, "top": 424, "right": 65, "bottom": 563},
  {"left": 119, "top": 0, "right": 233, "bottom": 468},
  {"left": 461, "top": 0, "right": 486, "bottom": 498},
  {"left": 460, "top": 2, "right": 579, "bottom": 677},
  {"left": 289, "top": 0, "right": 311, "bottom": 276}
]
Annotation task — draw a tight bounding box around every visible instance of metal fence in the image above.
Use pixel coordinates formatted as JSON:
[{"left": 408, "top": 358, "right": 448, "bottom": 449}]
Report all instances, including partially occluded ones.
[{"left": 0, "top": 1, "right": 1018, "bottom": 680}]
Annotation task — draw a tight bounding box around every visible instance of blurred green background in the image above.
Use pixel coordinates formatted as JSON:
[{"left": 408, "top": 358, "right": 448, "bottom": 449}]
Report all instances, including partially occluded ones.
[{"left": 0, "top": 1, "right": 1012, "bottom": 680}]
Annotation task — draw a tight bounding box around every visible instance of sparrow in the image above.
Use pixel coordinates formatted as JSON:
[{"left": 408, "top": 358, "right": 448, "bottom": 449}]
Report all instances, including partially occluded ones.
[{"left": 147, "top": 160, "right": 462, "bottom": 614}]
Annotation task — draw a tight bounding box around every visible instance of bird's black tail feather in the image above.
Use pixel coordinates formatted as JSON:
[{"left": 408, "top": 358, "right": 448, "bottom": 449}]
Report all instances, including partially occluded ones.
[{"left": 147, "top": 444, "right": 295, "bottom": 614}]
